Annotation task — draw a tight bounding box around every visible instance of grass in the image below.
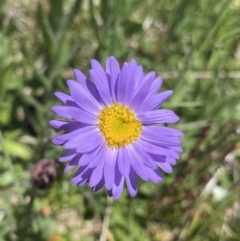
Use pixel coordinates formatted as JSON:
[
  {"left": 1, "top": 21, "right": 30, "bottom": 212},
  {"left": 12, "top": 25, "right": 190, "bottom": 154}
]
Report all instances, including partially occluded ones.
[{"left": 0, "top": 0, "right": 240, "bottom": 240}]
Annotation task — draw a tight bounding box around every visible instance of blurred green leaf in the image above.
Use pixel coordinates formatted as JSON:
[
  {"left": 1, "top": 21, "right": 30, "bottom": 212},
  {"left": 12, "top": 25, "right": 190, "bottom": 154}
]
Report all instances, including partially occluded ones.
[
  {"left": 0, "top": 139, "right": 31, "bottom": 161},
  {"left": 0, "top": 171, "right": 14, "bottom": 187},
  {"left": 37, "top": 3, "right": 56, "bottom": 61}
]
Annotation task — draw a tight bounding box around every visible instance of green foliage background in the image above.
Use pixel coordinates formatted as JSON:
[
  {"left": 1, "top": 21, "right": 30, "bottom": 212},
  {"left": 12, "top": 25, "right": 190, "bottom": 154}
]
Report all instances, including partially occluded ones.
[{"left": 0, "top": 0, "right": 240, "bottom": 240}]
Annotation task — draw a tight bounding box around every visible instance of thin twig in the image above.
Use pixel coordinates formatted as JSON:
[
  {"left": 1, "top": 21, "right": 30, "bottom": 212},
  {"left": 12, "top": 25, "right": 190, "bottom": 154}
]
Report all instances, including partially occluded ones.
[
  {"left": 100, "top": 196, "right": 113, "bottom": 241},
  {"left": 200, "top": 166, "right": 225, "bottom": 198}
]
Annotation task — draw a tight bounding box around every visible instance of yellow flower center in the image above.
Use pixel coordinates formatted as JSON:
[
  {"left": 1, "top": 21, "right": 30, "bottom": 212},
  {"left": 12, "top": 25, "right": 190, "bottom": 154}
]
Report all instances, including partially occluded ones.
[{"left": 98, "top": 104, "right": 142, "bottom": 148}]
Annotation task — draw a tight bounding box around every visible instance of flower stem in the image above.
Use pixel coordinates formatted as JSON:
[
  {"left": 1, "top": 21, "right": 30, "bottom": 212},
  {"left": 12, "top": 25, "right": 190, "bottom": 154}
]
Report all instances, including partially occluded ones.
[{"left": 100, "top": 195, "right": 113, "bottom": 241}]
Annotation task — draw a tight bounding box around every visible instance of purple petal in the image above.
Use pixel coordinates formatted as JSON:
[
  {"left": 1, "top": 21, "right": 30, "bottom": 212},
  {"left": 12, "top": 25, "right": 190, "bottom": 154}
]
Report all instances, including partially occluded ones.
[
  {"left": 106, "top": 56, "right": 120, "bottom": 101},
  {"left": 116, "top": 60, "right": 137, "bottom": 105},
  {"left": 89, "top": 158, "right": 104, "bottom": 187},
  {"left": 145, "top": 168, "right": 163, "bottom": 184},
  {"left": 64, "top": 156, "right": 80, "bottom": 172},
  {"left": 136, "top": 71, "right": 155, "bottom": 90},
  {"left": 130, "top": 72, "right": 155, "bottom": 111},
  {"left": 88, "top": 144, "right": 105, "bottom": 168},
  {"left": 134, "top": 65, "right": 144, "bottom": 86},
  {"left": 132, "top": 143, "right": 157, "bottom": 169},
  {"left": 147, "top": 76, "right": 163, "bottom": 97},
  {"left": 76, "top": 135, "right": 104, "bottom": 153},
  {"left": 54, "top": 126, "right": 97, "bottom": 142},
  {"left": 71, "top": 166, "right": 87, "bottom": 184},
  {"left": 170, "top": 146, "right": 183, "bottom": 152},
  {"left": 153, "top": 141, "right": 181, "bottom": 152},
  {"left": 92, "top": 177, "right": 105, "bottom": 192},
  {"left": 137, "top": 109, "right": 179, "bottom": 124},
  {"left": 59, "top": 149, "right": 77, "bottom": 162},
  {"left": 128, "top": 145, "right": 148, "bottom": 181},
  {"left": 126, "top": 166, "right": 138, "bottom": 197},
  {"left": 115, "top": 62, "right": 128, "bottom": 103},
  {"left": 63, "top": 126, "right": 97, "bottom": 140},
  {"left": 54, "top": 92, "right": 74, "bottom": 104},
  {"left": 79, "top": 145, "right": 102, "bottom": 166},
  {"left": 52, "top": 106, "right": 72, "bottom": 119},
  {"left": 166, "top": 157, "right": 177, "bottom": 165},
  {"left": 107, "top": 189, "right": 113, "bottom": 197},
  {"left": 104, "top": 148, "right": 117, "bottom": 190},
  {"left": 156, "top": 161, "right": 172, "bottom": 173},
  {"left": 141, "top": 127, "right": 181, "bottom": 146},
  {"left": 90, "top": 60, "right": 112, "bottom": 105},
  {"left": 117, "top": 148, "right": 130, "bottom": 177},
  {"left": 68, "top": 106, "right": 97, "bottom": 124},
  {"left": 148, "top": 153, "right": 172, "bottom": 173},
  {"left": 112, "top": 162, "right": 124, "bottom": 200},
  {"left": 77, "top": 179, "right": 89, "bottom": 187},
  {"left": 113, "top": 178, "right": 124, "bottom": 200},
  {"left": 74, "top": 69, "right": 88, "bottom": 85},
  {"left": 52, "top": 138, "right": 66, "bottom": 145},
  {"left": 74, "top": 69, "right": 102, "bottom": 103},
  {"left": 138, "top": 90, "right": 173, "bottom": 112},
  {"left": 49, "top": 120, "right": 67, "bottom": 129},
  {"left": 67, "top": 80, "right": 100, "bottom": 114},
  {"left": 148, "top": 153, "right": 166, "bottom": 163},
  {"left": 71, "top": 165, "right": 93, "bottom": 185},
  {"left": 90, "top": 59, "right": 108, "bottom": 81},
  {"left": 136, "top": 139, "right": 179, "bottom": 159},
  {"left": 143, "top": 126, "right": 183, "bottom": 137},
  {"left": 49, "top": 120, "right": 87, "bottom": 131},
  {"left": 106, "top": 56, "right": 120, "bottom": 81},
  {"left": 63, "top": 129, "right": 102, "bottom": 149}
]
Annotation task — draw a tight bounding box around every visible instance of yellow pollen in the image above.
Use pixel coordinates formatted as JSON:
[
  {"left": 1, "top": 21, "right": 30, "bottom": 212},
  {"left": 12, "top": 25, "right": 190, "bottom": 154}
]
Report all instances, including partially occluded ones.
[{"left": 98, "top": 104, "right": 142, "bottom": 148}]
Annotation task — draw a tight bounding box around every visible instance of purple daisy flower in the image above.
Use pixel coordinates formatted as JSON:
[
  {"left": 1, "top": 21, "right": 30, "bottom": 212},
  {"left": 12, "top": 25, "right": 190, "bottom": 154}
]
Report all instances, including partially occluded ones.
[{"left": 50, "top": 56, "right": 183, "bottom": 200}]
